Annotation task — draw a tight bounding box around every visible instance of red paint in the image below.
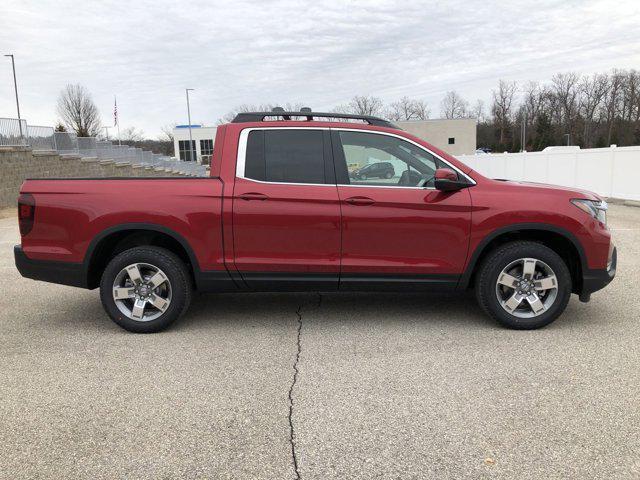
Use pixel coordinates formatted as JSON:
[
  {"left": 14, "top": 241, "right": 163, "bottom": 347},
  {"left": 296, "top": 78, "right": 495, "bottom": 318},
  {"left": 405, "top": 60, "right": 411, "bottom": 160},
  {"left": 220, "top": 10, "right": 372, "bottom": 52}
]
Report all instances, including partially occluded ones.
[
  {"left": 19, "top": 178, "right": 225, "bottom": 271},
  {"left": 337, "top": 186, "right": 472, "bottom": 274},
  {"left": 232, "top": 177, "right": 341, "bottom": 273},
  {"left": 18, "top": 120, "right": 613, "bottom": 284}
]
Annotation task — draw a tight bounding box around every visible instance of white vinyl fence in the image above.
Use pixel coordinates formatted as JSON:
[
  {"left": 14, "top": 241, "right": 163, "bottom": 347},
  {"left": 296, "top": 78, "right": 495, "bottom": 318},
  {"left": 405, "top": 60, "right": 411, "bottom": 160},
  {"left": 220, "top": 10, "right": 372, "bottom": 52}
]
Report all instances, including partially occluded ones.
[{"left": 457, "top": 146, "right": 640, "bottom": 201}]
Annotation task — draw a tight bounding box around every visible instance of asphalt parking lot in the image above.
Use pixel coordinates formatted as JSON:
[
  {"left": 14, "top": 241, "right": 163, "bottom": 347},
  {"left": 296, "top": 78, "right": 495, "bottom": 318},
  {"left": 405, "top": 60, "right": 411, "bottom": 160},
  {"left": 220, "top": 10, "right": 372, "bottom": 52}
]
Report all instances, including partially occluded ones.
[{"left": 1, "top": 204, "right": 639, "bottom": 479}]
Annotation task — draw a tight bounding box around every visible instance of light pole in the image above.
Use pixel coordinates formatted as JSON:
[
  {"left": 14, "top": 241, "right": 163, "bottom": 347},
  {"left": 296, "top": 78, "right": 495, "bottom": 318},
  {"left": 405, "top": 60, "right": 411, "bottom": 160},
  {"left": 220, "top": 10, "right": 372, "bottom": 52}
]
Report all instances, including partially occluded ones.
[
  {"left": 520, "top": 106, "right": 527, "bottom": 152},
  {"left": 564, "top": 133, "right": 570, "bottom": 146},
  {"left": 103, "top": 126, "right": 111, "bottom": 141},
  {"left": 185, "top": 88, "right": 195, "bottom": 162},
  {"left": 4, "top": 54, "right": 23, "bottom": 142}
]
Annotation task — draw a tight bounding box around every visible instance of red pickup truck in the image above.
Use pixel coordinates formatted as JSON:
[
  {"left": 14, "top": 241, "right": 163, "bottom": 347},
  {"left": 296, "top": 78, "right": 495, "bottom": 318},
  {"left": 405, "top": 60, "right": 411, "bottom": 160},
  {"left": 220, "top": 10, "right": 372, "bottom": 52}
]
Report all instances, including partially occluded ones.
[{"left": 15, "top": 110, "right": 616, "bottom": 333}]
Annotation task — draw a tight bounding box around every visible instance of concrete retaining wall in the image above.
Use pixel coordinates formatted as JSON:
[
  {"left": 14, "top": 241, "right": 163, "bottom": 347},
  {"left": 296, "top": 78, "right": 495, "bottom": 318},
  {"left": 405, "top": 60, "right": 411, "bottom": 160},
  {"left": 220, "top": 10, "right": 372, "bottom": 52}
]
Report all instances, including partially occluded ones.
[{"left": 0, "top": 147, "right": 187, "bottom": 208}]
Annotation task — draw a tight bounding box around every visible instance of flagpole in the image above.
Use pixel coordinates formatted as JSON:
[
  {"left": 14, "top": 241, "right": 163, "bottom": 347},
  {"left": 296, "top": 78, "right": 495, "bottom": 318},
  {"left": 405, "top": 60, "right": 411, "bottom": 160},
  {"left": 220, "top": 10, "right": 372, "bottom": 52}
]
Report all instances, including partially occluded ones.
[{"left": 114, "top": 96, "right": 121, "bottom": 146}]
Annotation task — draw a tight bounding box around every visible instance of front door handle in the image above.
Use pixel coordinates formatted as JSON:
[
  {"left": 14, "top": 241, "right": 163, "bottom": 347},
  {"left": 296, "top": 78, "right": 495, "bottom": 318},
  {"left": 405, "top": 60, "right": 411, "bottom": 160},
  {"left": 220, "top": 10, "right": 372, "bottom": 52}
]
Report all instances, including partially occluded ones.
[
  {"left": 239, "top": 192, "right": 268, "bottom": 201},
  {"left": 344, "top": 196, "right": 375, "bottom": 206}
]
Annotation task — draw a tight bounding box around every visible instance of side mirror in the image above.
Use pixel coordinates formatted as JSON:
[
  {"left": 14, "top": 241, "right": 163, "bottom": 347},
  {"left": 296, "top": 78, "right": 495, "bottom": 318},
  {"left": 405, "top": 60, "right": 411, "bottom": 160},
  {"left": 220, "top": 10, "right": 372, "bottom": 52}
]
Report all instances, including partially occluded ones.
[{"left": 434, "top": 167, "right": 471, "bottom": 192}]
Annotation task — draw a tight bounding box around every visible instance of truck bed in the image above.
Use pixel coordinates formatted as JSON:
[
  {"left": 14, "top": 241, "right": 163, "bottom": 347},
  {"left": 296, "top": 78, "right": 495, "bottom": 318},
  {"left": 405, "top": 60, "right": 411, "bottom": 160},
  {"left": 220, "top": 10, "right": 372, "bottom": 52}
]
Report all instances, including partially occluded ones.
[{"left": 19, "top": 177, "right": 225, "bottom": 273}]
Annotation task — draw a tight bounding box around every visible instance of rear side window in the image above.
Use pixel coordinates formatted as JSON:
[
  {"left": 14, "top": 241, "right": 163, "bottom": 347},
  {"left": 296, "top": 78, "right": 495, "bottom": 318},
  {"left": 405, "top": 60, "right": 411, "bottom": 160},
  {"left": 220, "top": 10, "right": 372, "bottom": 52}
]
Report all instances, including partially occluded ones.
[{"left": 244, "top": 129, "right": 325, "bottom": 184}]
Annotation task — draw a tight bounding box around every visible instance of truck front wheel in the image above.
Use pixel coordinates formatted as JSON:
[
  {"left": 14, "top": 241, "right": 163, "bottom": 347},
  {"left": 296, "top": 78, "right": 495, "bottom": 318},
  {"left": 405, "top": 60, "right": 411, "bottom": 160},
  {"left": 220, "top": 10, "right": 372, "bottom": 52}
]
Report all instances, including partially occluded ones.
[
  {"left": 100, "top": 246, "right": 192, "bottom": 333},
  {"left": 475, "top": 241, "right": 572, "bottom": 329}
]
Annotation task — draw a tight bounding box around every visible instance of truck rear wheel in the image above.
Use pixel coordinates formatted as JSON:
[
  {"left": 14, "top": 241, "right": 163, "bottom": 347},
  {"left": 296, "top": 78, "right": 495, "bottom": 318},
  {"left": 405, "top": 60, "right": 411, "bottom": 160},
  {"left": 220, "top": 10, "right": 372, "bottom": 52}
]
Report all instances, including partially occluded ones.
[
  {"left": 100, "top": 246, "right": 192, "bottom": 333},
  {"left": 475, "top": 241, "right": 571, "bottom": 329}
]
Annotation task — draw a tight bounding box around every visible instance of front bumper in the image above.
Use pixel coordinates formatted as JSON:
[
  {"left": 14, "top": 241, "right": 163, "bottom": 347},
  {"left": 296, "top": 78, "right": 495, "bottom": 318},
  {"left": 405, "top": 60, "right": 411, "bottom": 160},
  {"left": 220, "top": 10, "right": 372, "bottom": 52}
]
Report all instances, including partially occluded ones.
[
  {"left": 579, "top": 246, "right": 616, "bottom": 301},
  {"left": 14, "top": 245, "right": 87, "bottom": 288}
]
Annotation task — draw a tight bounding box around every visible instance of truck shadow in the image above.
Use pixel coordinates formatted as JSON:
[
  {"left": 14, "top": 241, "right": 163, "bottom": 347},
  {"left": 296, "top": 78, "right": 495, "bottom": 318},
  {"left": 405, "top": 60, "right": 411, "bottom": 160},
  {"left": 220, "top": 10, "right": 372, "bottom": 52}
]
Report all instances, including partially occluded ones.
[
  {"left": 53, "top": 289, "right": 592, "bottom": 334},
  {"left": 180, "top": 290, "right": 598, "bottom": 333},
  {"left": 179, "top": 291, "right": 496, "bottom": 331}
]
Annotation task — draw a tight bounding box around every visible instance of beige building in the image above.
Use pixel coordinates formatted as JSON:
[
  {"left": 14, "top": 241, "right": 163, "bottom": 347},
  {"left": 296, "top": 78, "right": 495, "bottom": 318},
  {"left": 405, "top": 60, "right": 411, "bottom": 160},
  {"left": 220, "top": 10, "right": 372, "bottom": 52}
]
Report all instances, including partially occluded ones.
[{"left": 396, "top": 118, "right": 477, "bottom": 155}]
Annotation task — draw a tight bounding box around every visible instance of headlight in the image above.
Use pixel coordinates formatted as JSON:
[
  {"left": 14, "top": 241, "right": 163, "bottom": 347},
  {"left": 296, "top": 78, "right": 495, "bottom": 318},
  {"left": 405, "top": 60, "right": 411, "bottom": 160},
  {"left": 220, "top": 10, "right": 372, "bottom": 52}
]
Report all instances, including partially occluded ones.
[{"left": 571, "top": 199, "right": 607, "bottom": 224}]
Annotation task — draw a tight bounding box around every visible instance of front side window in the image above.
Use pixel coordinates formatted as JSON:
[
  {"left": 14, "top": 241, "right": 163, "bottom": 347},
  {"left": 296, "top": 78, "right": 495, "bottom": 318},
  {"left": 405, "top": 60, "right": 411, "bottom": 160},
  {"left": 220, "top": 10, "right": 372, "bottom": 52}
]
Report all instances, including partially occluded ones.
[
  {"left": 244, "top": 129, "right": 326, "bottom": 184},
  {"left": 334, "top": 131, "right": 451, "bottom": 188}
]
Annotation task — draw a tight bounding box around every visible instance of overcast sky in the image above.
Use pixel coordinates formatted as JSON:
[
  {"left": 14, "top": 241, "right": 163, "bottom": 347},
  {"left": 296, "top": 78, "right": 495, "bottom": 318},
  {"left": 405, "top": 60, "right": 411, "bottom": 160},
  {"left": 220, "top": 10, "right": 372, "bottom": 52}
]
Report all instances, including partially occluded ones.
[{"left": 2, "top": 0, "right": 639, "bottom": 137}]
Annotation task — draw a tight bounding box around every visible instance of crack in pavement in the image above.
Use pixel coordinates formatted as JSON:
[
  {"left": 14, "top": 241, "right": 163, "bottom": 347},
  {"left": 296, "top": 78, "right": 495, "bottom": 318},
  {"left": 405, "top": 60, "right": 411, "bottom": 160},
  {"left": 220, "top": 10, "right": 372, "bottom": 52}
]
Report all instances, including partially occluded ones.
[
  {"left": 288, "top": 293, "right": 322, "bottom": 480},
  {"left": 288, "top": 304, "right": 303, "bottom": 480}
]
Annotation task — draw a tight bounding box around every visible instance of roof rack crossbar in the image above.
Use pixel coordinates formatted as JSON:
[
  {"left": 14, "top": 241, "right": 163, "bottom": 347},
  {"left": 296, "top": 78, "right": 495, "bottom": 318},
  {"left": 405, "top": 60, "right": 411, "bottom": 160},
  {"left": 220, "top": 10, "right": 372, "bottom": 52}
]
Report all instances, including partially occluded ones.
[{"left": 231, "top": 111, "right": 396, "bottom": 128}]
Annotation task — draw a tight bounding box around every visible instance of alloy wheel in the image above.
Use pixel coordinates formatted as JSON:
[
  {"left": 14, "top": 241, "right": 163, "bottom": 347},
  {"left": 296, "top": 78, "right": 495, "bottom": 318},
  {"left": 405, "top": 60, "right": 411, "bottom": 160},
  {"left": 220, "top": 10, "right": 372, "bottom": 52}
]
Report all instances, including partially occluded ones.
[
  {"left": 495, "top": 258, "right": 558, "bottom": 318},
  {"left": 112, "top": 263, "right": 172, "bottom": 321}
]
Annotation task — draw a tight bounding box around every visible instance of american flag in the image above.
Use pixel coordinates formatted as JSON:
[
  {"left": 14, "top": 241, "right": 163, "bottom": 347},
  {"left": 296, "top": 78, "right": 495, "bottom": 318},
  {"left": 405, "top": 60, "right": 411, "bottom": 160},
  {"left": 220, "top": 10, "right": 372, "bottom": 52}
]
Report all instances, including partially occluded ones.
[{"left": 113, "top": 97, "right": 118, "bottom": 126}]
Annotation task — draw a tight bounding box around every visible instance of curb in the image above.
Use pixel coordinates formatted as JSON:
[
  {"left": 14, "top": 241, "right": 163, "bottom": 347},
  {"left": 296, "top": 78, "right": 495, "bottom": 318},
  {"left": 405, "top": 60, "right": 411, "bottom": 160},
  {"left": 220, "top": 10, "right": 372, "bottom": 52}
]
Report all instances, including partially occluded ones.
[{"left": 606, "top": 197, "right": 640, "bottom": 208}]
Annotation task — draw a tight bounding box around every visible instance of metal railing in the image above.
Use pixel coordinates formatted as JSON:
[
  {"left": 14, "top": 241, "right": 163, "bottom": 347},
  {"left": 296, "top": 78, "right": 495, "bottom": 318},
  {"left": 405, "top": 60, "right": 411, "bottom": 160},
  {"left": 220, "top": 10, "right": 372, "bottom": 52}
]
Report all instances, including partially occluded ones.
[
  {"left": 2, "top": 116, "right": 207, "bottom": 176},
  {"left": 78, "top": 137, "right": 97, "bottom": 157},
  {"left": 27, "top": 125, "right": 55, "bottom": 151},
  {"left": 54, "top": 131, "right": 79, "bottom": 154},
  {"left": 0, "top": 117, "right": 27, "bottom": 146}
]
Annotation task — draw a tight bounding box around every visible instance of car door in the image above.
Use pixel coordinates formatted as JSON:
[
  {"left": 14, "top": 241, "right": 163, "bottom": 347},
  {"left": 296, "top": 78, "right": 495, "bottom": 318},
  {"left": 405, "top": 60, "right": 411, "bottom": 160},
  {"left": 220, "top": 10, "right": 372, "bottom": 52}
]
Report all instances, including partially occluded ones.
[
  {"left": 331, "top": 129, "right": 473, "bottom": 290},
  {"left": 232, "top": 128, "right": 341, "bottom": 290}
]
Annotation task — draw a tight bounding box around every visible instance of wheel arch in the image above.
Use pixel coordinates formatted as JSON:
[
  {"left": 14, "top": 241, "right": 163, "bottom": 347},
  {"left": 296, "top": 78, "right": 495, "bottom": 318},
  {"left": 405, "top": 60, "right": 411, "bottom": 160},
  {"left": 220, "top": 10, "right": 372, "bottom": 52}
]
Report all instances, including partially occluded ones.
[
  {"left": 459, "top": 223, "right": 587, "bottom": 294},
  {"left": 84, "top": 223, "right": 200, "bottom": 289}
]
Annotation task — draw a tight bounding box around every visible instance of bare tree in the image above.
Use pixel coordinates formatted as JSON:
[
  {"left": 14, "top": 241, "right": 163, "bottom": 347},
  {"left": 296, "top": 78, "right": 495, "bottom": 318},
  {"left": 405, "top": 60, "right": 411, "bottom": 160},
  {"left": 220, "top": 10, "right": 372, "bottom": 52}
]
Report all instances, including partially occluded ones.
[
  {"left": 217, "top": 103, "right": 307, "bottom": 124},
  {"left": 491, "top": 80, "right": 518, "bottom": 145},
  {"left": 471, "top": 99, "right": 486, "bottom": 122},
  {"left": 387, "top": 96, "right": 416, "bottom": 121},
  {"left": 620, "top": 70, "right": 639, "bottom": 122},
  {"left": 218, "top": 104, "right": 269, "bottom": 124},
  {"left": 579, "top": 74, "right": 609, "bottom": 147},
  {"left": 56, "top": 84, "right": 102, "bottom": 137},
  {"left": 386, "top": 96, "right": 429, "bottom": 121},
  {"left": 280, "top": 102, "right": 305, "bottom": 112},
  {"left": 519, "top": 82, "right": 546, "bottom": 147},
  {"left": 521, "top": 82, "right": 544, "bottom": 121},
  {"left": 618, "top": 70, "right": 640, "bottom": 144},
  {"left": 600, "top": 70, "right": 625, "bottom": 144},
  {"left": 337, "top": 95, "right": 385, "bottom": 116},
  {"left": 411, "top": 99, "right": 430, "bottom": 120},
  {"left": 119, "top": 127, "right": 144, "bottom": 142},
  {"left": 551, "top": 72, "right": 581, "bottom": 142},
  {"left": 440, "top": 91, "right": 469, "bottom": 119},
  {"left": 159, "top": 124, "right": 176, "bottom": 142}
]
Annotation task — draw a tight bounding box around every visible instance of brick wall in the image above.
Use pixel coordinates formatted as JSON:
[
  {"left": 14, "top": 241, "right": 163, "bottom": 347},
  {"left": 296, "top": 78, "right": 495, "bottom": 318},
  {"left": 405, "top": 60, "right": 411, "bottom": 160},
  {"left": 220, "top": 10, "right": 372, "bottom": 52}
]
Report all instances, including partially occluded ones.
[{"left": 0, "top": 147, "right": 187, "bottom": 208}]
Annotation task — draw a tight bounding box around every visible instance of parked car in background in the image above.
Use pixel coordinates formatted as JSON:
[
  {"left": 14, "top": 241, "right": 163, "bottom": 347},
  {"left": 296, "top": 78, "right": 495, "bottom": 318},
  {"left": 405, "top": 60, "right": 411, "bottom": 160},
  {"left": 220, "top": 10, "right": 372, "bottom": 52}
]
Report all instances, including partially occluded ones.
[
  {"left": 476, "top": 147, "right": 492, "bottom": 154},
  {"left": 350, "top": 161, "right": 395, "bottom": 179},
  {"left": 15, "top": 109, "right": 616, "bottom": 333}
]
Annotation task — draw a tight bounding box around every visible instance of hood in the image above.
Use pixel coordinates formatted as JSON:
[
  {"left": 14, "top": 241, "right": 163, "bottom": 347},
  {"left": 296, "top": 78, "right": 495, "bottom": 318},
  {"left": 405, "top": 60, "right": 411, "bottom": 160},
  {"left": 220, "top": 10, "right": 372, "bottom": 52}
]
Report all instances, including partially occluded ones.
[{"left": 495, "top": 179, "right": 602, "bottom": 201}]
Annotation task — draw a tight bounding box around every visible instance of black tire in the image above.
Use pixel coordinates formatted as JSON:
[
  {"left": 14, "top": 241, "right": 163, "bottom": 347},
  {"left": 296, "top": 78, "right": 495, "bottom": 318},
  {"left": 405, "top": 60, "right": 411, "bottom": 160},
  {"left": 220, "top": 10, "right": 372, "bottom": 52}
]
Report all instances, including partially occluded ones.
[
  {"left": 100, "top": 246, "right": 192, "bottom": 333},
  {"left": 475, "top": 241, "right": 571, "bottom": 329},
  {"left": 360, "top": 174, "right": 367, "bottom": 180},
  {"left": 385, "top": 171, "right": 393, "bottom": 179}
]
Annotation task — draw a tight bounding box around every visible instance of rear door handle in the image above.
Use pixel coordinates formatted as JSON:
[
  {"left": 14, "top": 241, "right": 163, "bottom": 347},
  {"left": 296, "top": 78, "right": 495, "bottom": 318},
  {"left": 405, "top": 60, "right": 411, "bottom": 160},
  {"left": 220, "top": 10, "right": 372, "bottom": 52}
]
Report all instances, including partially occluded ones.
[
  {"left": 344, "top": 196, "right": 375, "bottom": 206},
  {"left": 239, "top": 192, "right": 268, "bottom": 201}
]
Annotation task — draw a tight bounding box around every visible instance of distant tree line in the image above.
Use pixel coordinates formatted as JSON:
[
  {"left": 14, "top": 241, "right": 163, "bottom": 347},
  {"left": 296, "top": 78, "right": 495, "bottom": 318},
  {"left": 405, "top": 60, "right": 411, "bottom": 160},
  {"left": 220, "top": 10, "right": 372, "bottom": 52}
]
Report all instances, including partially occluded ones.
[
  {"left": 56, "top": 68, "right": 640, "bottom": 155},
  {"left": 221, "top": 69, "right": 640, "bottom": 152},
  {"left": 480, "top": 70, "right": 640, "bottom": 152}
]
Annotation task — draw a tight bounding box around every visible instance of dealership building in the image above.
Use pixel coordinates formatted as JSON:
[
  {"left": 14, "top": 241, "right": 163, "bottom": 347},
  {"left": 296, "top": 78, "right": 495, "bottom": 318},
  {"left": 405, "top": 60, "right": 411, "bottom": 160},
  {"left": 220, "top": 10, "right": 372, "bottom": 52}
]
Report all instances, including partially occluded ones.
[
  {"left": 172, "top": 125, "right": 217, "bottom": 163},
  {"left": 396, "top": 118, "right": 477, "bottom": 156},
  {"left": 173, "top": 118, "right": 476, "bottom": 163}
]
